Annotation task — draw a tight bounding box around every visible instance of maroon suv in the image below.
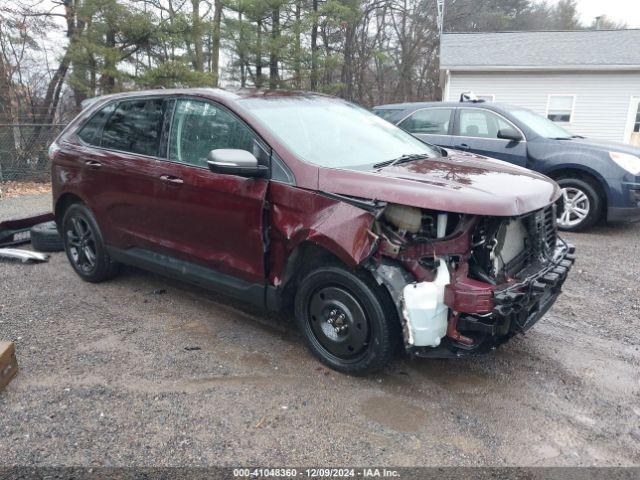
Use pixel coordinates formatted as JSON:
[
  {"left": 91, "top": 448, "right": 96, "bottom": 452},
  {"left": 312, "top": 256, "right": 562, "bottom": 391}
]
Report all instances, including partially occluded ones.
[{"left": 50, "top": 89, "right": 575, "bottom": 374}]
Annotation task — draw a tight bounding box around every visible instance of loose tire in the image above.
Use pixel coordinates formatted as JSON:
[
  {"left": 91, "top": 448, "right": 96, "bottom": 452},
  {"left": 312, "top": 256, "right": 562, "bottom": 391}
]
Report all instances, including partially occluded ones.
[
  {"left": 30, "top": 221, "right": 64, "bottom": 252},
  {"left": 61, "top": 203, "right": 119, "bottom": 282},
  {"left": 294, "top": 265, "right": 399, "bottom": 375},
  {"left": 556, "top": 177, "right": 602, "bottom": 232}
]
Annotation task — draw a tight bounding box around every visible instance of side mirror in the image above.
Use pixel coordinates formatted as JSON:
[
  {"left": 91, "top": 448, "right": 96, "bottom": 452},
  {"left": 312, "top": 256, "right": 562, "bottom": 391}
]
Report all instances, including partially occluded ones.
[
  {"left": 207, "top": 149, "right": 268, "bottom": 178},
  {"left": 497, "top": 128, "right": 523, "bottom": 142}
]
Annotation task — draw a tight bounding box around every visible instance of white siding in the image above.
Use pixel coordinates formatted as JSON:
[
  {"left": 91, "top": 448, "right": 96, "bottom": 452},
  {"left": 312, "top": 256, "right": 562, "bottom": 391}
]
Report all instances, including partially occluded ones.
[{"left": 445, "top": 71, "right": 640, "bottom": 143}]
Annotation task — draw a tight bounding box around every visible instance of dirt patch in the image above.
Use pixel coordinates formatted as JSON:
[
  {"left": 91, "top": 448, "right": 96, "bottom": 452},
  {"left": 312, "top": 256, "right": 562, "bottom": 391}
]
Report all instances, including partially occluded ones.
[
  {"left": 360, "top": 395, "right": 428, "bottom": 433},
  {"left": 0, "top": 181, "right": 51, "bottom": 199}
]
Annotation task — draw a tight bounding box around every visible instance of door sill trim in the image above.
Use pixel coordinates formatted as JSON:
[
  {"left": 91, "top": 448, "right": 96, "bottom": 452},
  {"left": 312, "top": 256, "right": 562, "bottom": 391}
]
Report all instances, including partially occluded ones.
[{"left": 107, "top": 247, "right": 266, "bottom": 308}]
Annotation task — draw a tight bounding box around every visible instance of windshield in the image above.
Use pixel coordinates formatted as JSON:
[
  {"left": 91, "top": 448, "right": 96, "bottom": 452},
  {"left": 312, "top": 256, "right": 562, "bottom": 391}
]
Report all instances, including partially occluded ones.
[
  {"left": 240, "top": 96, "right": 440, "bottom": 169},
  {"left": 509, "top": 108, "right": 572, "bottom": 139}
]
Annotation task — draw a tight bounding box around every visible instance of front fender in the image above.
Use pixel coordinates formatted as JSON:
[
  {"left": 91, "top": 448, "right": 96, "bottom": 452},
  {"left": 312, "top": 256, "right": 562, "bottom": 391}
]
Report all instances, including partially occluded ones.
[{"left": 267, "top": 183, "right": 378, "bottom": 286}]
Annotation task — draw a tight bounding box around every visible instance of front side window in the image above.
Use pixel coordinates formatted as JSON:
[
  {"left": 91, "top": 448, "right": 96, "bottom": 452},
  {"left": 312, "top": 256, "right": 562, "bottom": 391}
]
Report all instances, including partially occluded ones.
[
  {"left": 509, "top": 108, "right": 572, "bottom": 139},
  {"left": 399, "top": 108, "right": 452, "bottom": 135},
  {"left": 77, "top": 103, "right": 116, "bottom": 146},
  {"left": 458, "top": 108, "right": 514, "bottom": 139},
  {"left": 547, "top": 95, "right": 574, "bottom": 123},
  {"left": 101, "top": 98, "right": 165, "bottom": 156},
  {"left": 169, "top": 99, "right": 267, "bottom": 168},
  {"left": 239, "top": 97, "right": 441, "bottom": 169}
]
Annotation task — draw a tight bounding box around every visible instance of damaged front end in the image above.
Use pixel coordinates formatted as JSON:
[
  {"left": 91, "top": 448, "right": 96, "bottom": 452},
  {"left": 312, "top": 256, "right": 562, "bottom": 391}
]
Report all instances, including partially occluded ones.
[{"left": 368, "top": 202, "right": 575, "bottom": 358}]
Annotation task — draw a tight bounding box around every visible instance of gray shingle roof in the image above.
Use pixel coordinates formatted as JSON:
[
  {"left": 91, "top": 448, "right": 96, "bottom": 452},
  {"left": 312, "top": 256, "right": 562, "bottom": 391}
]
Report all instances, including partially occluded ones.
[{"left": 440, "top": 30, "right": 640, "bottom": 70}]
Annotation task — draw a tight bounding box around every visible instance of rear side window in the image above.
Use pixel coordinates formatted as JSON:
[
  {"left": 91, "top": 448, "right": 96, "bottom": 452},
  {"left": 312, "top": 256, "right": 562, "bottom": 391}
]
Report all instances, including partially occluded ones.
[
  {"left": 399, "top": 108, "right": 452, "bottom": 135},
  {"left": 373, "top": 109, "right": 399, "bottom": 121},
  {"left": 168, "top": 99, "right": 268, "bottom": 168},
  {"left": 458, "top": 108, "right": 513, "bottom": 139},
  {"left": 101, "top": 98, "right": 165, "bottom": 156},
  {"left": 77, "top": 103, "right": 116, "bottom": 145}
]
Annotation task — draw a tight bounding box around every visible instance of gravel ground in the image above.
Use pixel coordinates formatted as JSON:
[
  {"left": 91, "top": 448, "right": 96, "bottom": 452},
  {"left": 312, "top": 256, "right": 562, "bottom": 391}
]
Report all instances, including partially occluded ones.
[
  {"left": 0, "top": 193, "right": 51, "bottom": 221},
  {"left": 0, "top": 194, "right": 639, "bottom": 467}
]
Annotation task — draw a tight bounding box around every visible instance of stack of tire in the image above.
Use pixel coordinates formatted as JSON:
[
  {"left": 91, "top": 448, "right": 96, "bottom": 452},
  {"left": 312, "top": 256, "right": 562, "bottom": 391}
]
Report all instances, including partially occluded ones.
[{"left": 30, "top": 221, "right": 64, "bottom": 252}]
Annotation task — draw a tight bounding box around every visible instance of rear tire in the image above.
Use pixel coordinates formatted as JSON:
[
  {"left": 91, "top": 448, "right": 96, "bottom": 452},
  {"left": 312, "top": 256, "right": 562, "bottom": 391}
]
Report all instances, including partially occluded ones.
[
  {"left": 30, "top": 221, "right": 64, "bottom": 252},
  {"left": 61, "top": 203, "right": 119, "bottom": 282},
  {"left": 294, "top": 265, "right": 399, "bottom": 375},
  {"left": 556, "top": 177, "right": 602, "bottom": 232}
]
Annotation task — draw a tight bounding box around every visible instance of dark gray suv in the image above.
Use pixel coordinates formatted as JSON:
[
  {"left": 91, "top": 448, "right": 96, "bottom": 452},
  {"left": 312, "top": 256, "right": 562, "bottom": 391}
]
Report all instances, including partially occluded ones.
[{"left": 374, "top": 101, "right": 640, "bottom": 231}]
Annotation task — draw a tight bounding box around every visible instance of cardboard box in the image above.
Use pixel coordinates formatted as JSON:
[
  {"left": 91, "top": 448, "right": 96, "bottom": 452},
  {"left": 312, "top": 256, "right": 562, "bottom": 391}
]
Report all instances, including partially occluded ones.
[{"left": 0, "top": 341, "right": 18, "bottom": 390}]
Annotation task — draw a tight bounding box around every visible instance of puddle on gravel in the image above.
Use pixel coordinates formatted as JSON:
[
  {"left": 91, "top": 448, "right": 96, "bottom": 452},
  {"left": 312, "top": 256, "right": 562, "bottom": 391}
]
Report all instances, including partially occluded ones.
[{"left": 360, "top": 395, "right": 427, "bottom": 433}]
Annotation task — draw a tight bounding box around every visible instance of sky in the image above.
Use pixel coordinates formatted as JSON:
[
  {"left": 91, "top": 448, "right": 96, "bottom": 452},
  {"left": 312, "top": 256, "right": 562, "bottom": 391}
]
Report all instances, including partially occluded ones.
[{"left": 547, "top": 0, "right": 640, "bottom": 28}]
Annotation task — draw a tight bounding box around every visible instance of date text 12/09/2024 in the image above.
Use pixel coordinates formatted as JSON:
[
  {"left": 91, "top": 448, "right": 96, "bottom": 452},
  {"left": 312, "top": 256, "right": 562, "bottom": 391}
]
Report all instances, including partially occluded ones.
[{"left": 233, "top": 468, "right": 401, "bottom": 478}]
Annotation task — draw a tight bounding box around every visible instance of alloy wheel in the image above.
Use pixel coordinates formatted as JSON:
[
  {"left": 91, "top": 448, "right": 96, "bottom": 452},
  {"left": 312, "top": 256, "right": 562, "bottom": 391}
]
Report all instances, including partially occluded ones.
[
  {"left": 66, "top": 216, "right": 97, "bottom": 274},
  {"left": 557, "top": 187, "right": 591, "bottom": 229}
]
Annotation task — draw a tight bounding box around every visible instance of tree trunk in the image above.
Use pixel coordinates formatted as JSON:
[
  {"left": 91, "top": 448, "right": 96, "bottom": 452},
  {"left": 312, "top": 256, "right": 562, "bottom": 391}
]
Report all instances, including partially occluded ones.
[
  {"left": 100, "top": 27, "right": 117, "bottom": 93},
  {"left": 294, "top": 1, "right": 302, "bottom": 89},
  {"left": 211, "top": 0, "right": 222, "bottom": 85},
  {"left": 256, "top": 19, "right": 263, "bottom": 88},
  {"left": 341, "top": 23, "right": 355, "bottom": 100},
  {"left": 238, "top": 9, "right": 246, "bottom": 87},
  {"left": 191, "top": 0, "right": 204, "bottom": 72},
  {"left": 269, "top": 6, "right": 280, "bottom": 89},
  {"left": 310, "top": 0, "right": 319, "bottom": 91}
]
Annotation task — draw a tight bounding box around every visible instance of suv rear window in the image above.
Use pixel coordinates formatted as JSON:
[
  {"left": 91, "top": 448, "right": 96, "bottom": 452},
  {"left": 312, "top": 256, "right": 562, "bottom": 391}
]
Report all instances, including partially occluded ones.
[
  {"left": 77, "top": 103, "right": 116, "bottom": 145},
  {"left": 100, "top": 98, "right": 165, "bottom": 156}
]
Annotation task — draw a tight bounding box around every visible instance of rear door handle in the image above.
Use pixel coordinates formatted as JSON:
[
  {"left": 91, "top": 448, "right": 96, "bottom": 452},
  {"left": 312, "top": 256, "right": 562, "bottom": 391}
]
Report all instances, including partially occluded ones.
[
  {"left": 85, "top": 160, "right": 102, "bottom": 169},
  {"left": 159, "top": 175, "right": 184, "bottom": 185},
  {"left": 455, "top": 144, "right": 470, "bottom": 151}
]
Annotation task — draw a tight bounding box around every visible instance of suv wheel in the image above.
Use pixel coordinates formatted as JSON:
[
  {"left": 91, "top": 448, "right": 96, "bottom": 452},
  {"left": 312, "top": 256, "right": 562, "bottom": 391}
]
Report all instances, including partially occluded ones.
[
  {"left": 556, "top": 178, "right": 602, "bottom": 231},
  {"left": 294, "top": 265, "right": 399, "bottom": 375},
  {"left": 30, "top": 221, "right": 64, "bottom": 252},
  {"left": 62, "top": 203, "right": 119, "bottom": 282}
]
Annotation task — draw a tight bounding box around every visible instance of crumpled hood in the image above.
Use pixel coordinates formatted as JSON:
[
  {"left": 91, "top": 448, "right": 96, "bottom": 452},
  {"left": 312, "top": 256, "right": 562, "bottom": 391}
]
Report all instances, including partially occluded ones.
[{"left": 318, "top": 150, "right": 560, "bottom": 217}]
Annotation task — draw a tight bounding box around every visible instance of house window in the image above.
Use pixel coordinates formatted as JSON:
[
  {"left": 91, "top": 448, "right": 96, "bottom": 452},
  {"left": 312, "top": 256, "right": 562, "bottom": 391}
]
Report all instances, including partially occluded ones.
[
  {"left": 477, "top": 94, "right": 495, "bottom": 103},
  {"left": 547, "top": 95, "right": 574, "bottom": 123}
]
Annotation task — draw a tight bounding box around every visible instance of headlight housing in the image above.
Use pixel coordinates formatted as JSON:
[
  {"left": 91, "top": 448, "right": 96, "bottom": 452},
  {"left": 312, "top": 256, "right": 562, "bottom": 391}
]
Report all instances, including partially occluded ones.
[{"left": 609, "top": 151, "right": 640, "bottom": 175}]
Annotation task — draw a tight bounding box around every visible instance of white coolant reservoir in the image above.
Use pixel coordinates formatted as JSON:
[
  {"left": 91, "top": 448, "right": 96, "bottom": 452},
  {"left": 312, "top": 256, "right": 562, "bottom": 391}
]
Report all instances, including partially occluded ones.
[{"left": 402, "top": 260, "right": 451, "bottom": 347}]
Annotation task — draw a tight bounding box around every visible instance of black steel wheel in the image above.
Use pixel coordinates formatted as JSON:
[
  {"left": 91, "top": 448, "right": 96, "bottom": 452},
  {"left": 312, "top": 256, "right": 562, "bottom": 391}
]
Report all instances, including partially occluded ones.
[
  {"left": 62, "top": 203, "right": 119, "bottom": 282},
  {"left": 308, "top": 286, "right": 371, "bottom": 360},
  {"left": 295, "top": 265, "right": 399, "bottom": 375}
]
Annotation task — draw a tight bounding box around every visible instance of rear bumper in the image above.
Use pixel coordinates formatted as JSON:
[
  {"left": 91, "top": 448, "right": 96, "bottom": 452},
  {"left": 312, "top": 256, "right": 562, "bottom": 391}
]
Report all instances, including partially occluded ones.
[{"left": 607, "top": 206, "right": 640, "bottom": 223}]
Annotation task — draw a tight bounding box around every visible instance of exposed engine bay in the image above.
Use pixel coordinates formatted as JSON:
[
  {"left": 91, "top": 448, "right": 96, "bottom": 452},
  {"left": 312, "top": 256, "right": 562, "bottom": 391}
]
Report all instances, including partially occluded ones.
[{"left": 367, "top": 201, "right": 575, "bottom": 358}]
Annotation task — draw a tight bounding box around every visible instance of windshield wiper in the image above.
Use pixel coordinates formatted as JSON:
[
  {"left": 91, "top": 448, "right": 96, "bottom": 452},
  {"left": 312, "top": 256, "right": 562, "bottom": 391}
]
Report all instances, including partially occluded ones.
[
  {"left": 373, "top": 153, "right": 429, "bottom": 169},
  {"left": 551, "top": 137, "right": 572, "bottom": 140},
  {"left": 571, "top": 135, "right": 584, "bottom": 139}
]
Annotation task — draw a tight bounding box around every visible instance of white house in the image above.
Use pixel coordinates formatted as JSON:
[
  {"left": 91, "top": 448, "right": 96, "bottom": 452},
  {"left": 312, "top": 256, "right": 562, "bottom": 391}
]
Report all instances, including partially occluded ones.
[{"left": 439, "top": 30, "right": 640, "bottom": 146}]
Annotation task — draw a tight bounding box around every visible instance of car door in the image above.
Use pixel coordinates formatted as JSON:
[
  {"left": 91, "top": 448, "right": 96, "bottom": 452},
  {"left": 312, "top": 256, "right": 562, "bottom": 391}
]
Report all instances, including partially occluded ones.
[
  {"left": 97, "top": 97, "right": 170, "bottom": 248},
  {"left": 71, "top": 97, "right": 169, "bottom": 250},
  {"left": 396, "top": 108, "right": 454, "bottom": 147},
  {"left": 152, "top": 98, "right": 269, "bottom": 285},
  {"left": 453, "top": 108, "right": 527, "bottom": 166}
]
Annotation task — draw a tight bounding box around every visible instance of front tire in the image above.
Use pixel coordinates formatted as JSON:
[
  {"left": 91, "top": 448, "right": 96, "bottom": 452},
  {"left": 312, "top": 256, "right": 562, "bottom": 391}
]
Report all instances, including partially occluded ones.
[
  {"left": 294, "top": 265, "right": 399, "bottom": 375},
  {"left": 556, "top": 177, "right": 602, "bottom": 231},
  {"left": 62, "top": 203, "right": 119, "bottom": 282}
]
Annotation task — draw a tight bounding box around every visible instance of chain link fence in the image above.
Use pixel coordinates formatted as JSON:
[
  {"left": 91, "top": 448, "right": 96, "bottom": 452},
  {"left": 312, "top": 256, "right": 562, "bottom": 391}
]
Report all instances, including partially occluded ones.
[{"left": 0, "top": 124, "right": 66, "bottom": 183}]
